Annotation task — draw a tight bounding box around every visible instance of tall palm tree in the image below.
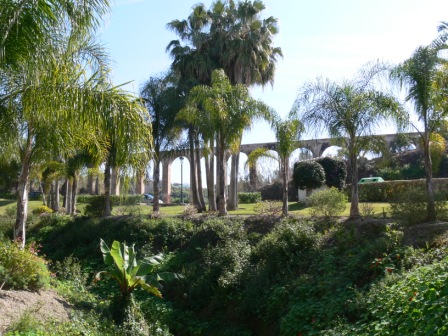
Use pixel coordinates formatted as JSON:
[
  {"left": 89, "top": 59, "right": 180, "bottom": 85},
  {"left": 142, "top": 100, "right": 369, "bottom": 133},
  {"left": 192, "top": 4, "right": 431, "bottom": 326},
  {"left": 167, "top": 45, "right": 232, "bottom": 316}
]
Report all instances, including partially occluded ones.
[
  {"left": 1, "top": 30, "right": 151, "bottom": 244},
  {"left": 390, "top": 44, "right": 447, "bottom": 221},
  {"left": 178, "top": 69, "right": 270, "bottom": 216},
  {"left": 0, "top": 0, "right": 109, "bottom": 67},
  {"left": 167, "top": 0, "right": 282, "bottom": 211},
  {"left": 140, "top": 73, "right": 182, "bottom": 214},
  {"left": 294, "top": 62, "right": 404, "bottom": 219},
  {"left": 248, "top": 115, "right": 303, "bottom": 216}
]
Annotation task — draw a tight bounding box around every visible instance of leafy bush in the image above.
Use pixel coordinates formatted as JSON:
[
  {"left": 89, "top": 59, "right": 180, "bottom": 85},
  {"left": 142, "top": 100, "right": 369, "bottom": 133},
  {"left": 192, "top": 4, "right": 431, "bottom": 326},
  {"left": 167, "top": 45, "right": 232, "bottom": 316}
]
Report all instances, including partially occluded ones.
[
  {"left": 316, "top": 157, "right": 347, "bottom": 190},
  {"left": 78, "top": 194, "right": 141, "bottom": 206},
  {"left": 252, "top": 218, "right": 317, "bottom": 272},
  {"left": 238, "top": 192, "right": 261, "bottom": 204},
  {"left": 32, "top": 205, "right": 53, "bottom": 215},
  {"left": 308, "top": 187, "right": 347, "bottom": 217},
  {"left": 350, "top": 178, "right": 448, "bottom": 202},
  {"left": 293, "top": 160, "right": 326, "bottom": 191},
  {"left": 389, "top": 185, "right": 447, "bottom": 225},
  {"left": 84, "top": 195, "right": 111, "bottom": 217},
  {"left": 259, "top": 181, "right": 283, "bottom": 200},
  {"left": 0, "top": 240, "right": 50, "bottom": 290},
  {"left": 334, "top": 256, "right": 448, "bottom": 335}
]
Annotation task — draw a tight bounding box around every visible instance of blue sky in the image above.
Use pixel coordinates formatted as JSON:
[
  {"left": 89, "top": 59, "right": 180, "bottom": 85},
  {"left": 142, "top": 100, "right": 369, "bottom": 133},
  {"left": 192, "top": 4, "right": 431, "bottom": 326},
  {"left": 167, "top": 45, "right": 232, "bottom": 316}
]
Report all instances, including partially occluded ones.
[{"left": 98, "top": 0, "right": 448, "bottom": 182}]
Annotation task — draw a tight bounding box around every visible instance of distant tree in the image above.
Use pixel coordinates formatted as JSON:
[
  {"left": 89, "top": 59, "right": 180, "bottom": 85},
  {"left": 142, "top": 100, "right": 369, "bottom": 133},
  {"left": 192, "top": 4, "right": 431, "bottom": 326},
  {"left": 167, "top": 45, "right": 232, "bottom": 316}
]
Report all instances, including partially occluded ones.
[
  {"left": 292, "top": 161, "right": 326, "bottom": 198},
  {"left": 316, "top": 157, "right": 347, "bottom": 190},
  {"left": 294, "top": 62, "right": 404, "bottom": 219},
  {"left": 390, "top": 44, "right": 447, "bottom": 221},
  {"left": 247, "top": 116, "right": 303, "bottom": 216},
  {"left": 140, "top": 72, "right": 182, "bottom": 214}
]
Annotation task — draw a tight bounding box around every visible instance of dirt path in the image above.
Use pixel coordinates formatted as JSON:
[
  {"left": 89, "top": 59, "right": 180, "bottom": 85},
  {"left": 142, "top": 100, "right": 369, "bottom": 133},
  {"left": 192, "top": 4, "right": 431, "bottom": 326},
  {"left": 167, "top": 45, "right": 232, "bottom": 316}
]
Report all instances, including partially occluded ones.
[{"left": 0, "top": 289, "right": 72, "bottom": 334}]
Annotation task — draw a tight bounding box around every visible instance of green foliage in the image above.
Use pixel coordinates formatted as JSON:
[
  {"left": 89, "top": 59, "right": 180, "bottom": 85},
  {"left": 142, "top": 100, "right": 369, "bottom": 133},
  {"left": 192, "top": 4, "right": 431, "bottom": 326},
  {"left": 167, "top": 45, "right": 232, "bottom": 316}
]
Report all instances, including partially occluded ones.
[
  {"left": 389, "top": 185, "right": 447, "bottom": 225},
  {"left": 351, "top": 178, "right": 448, "bottom": 202},
  {"left": 253, "top": 200, "right": 283, "bottom": 216},
  {"left": 25, "top": 210, "right": 448, "bottom": 335},
  {"left": 308, "top": 188, "right": 347, "bottom": 217},
  {"left": 316, "top": 156, "right": 347, "bottom": 190},
  {"left": 0, "top": 241, "right": 50, "bottom": 290},
  {"left": 293, "top": 161, "right": 326, "bottom": 191},
  {"left": 79, "top": 194, "right": 142, "bottom": 205},
  {"left": 31, "top": 205, "right": 53, "bottom": 215},
  {"left": 330, "top": 256, "right": 448, "bottom": 335},
  {"left": 96, "top": 239, "right": 175, "bottom": 299},
  {"left": 259, "top": 181, "right": 283, "bottom": 200},
  {"left": 84, "top": 196, "right": 111, "bottom": 217},
  {"left": 238, "top": 192, "right": 261, "bottom": 204},
  {"left": 252, "top": 219, "right": 317, "bottom": 273}
]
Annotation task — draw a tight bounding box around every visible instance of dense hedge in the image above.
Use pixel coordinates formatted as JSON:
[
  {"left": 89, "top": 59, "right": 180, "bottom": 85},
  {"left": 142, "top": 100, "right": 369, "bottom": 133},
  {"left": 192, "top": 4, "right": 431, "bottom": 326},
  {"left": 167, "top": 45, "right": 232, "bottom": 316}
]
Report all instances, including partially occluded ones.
[
  {"left": 238, "top": 192, "right": 262, "bottom": 204},
  {"left": 346, "top": 178, "right": 448, "bottom": 202},
  {"left": 77, "top": 194, "right": 142, "bottom": 205}
]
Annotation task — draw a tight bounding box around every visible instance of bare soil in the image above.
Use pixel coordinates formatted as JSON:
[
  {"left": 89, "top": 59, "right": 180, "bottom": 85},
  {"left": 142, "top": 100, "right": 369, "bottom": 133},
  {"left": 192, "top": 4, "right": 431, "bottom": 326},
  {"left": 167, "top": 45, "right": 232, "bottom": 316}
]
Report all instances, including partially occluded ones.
[{"left": 0, "top": 289, "right": 72, "bottom": 335}]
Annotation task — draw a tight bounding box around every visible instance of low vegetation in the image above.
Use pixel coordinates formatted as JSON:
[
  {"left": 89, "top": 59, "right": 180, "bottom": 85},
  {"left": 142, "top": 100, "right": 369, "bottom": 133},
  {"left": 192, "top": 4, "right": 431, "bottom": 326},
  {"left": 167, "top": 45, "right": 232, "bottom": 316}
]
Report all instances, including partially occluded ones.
[{"left": 1, "top": 207, "right": 447, "bottom": 335}]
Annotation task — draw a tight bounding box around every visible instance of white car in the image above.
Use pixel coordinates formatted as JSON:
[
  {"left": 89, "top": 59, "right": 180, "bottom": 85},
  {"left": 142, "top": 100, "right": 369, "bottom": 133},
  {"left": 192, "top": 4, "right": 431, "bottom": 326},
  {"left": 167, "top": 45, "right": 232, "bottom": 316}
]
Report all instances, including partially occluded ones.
[{"left": 143, "top": 194, "right": 163, "bottom": 204}]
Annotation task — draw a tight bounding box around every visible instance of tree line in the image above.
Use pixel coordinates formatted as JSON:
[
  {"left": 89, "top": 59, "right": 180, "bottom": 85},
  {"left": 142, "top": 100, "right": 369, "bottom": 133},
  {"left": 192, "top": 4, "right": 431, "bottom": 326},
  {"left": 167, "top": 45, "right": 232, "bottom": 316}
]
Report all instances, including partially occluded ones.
[{"left": 1, "top": 0, "right": 448, "bottom": 247}]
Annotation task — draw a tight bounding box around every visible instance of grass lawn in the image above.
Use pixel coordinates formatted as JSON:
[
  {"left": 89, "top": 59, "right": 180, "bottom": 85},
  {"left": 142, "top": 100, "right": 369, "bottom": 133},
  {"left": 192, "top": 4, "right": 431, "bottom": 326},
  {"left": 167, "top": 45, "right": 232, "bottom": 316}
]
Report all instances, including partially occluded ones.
[{"left": 0, "top": 199, "right": 392, "bottom": 218}]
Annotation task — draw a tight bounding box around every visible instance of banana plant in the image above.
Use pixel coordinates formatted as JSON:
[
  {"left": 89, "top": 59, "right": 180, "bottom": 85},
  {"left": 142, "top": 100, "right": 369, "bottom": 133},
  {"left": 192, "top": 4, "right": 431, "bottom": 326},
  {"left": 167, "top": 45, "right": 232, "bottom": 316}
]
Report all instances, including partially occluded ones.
[{"left": 95, "top": 239, "right": 181, "bottom": 300}]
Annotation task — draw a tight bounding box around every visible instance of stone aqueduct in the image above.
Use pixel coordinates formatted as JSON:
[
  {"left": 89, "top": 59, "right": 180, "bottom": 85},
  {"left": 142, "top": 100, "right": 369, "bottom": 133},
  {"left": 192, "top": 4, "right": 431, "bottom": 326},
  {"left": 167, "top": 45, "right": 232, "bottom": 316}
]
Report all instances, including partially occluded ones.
[{"left": 139, "top": 132, "right": 419, "bottom": 203}]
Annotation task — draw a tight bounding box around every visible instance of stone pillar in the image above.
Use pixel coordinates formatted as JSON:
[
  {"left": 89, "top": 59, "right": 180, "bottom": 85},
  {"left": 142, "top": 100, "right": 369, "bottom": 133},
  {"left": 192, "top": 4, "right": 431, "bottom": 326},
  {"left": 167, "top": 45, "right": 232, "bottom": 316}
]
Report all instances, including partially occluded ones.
[
  {"left": 111, "top": 166, "right": 120, "bottom": 195},
  {"left": 161, "top": 158, "right": 172, "bottom": 203}
]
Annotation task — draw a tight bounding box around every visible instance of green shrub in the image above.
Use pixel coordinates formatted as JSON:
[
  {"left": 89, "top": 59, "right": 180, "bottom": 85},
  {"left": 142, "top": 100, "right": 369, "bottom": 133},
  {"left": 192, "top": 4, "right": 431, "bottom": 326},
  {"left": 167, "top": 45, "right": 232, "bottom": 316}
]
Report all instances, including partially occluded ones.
[
  {"left": 0, "top": 241, "right": 50, "bottom": 290},
  {"left": 32, "top": 205, "right": 53, "bottom": 215},
  {"left": 340, "top": 256, "right": 448, "bottom": 335},
  {"left": 389, "top": 186, "right": 447, "bottom": 225},
  {"left": 78, "top": 194, "right": 142, "bottom": 206},
  {"left": 84, "top": 195, "right": 111, "bottom": 217},
  {"left": 293, "top": 160, "right": 326, "bottom": 191},
  {"left": 316, "top": 157, "right": 347, "bottom": 190},
  {"left": 238, "top": 192, "right": 262, "bottom": 204},
  {"left": 308, "top": 188, "right": 347, "bottom": 217},
  {"left": 252, "top": 218, "right": 317, "bottom": 275},
  {"left": 348, "top": 178, "right": 448, "bottom": 202},
  {"left": 259, "top": 181, "right": 283, "bottom": 200}
]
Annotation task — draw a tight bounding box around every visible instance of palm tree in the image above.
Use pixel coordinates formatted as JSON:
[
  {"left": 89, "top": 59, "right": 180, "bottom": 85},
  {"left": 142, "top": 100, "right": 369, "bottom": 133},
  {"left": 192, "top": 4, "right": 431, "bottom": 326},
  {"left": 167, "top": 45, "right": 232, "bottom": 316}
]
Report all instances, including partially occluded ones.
[
  {"left": 167, "top": 0, "right": 282, "bottom": 211},
  {"left": 294, "top": 62, "right": 403, "bottom": 219},
  {"left": 178, "top": 69, "right": 270, "bottom": 216},
  {"left": 0, "top": 0, "right": 109, "bottom": 67},
  {"left": 1, "top": 31, "right": 151, "bottom": 244},
  {"left": 390, "top": 44, "right": 447, "bottom": 221},
  {"left": 248, "top": 115, "right": 303, "bottom": 216},
  {"left": 140, "top": 73, "right": 182, "bottom": 214}
]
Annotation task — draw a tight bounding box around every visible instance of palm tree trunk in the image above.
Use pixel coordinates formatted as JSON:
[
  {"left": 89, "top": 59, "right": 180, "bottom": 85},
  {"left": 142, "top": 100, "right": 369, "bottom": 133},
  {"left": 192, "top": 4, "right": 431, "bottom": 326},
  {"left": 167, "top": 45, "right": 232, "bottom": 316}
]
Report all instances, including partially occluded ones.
[
  {"left": 217, "top": 133, "right": 227, "bottom": 216},
  {"left": 205, "top": 148, "right": 217, "bottom": 211},
  {"left": 40, "top": 181, "right": 47, "bottom": 206},
  {"left": 281, "top": 157, "right": 289, "bottom": 217},
  {"left": 153, "top": 157, "right": 161, "bottom": 214},
  {"left": 228, "top": 154, "right": 239, "bottom": 210},
  {"left": 62, "top": 179, "right": 68, "bottom": 208},
  {"left": 71, "top": 173, "right": 78, "bottom": 215},
  {"left": 349, "top": 144, "right": 361, "bottom": 219},
  {"left": 87, "top": 163, "right": 94, "bottom": 194},
  {"left": 14, "top": 132, "right": 33, "bottom": 248},
  {"left": 194, "top": 135, "right": 206, "bottom": 211},
  {"left": 66, "top": 180, "right": 72, "bottom": 215},
  {"left": 423, "top": 134, "right": 436, "bottom": 221},
  {"left": 103, "top": 158, "right": 112, "bottom": 217},
  {"left": 189, "top": 126, "right": 201, "bottom": 211},
  {"left": 54, "top": 179, "right": 60, "bottom": 212}
]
